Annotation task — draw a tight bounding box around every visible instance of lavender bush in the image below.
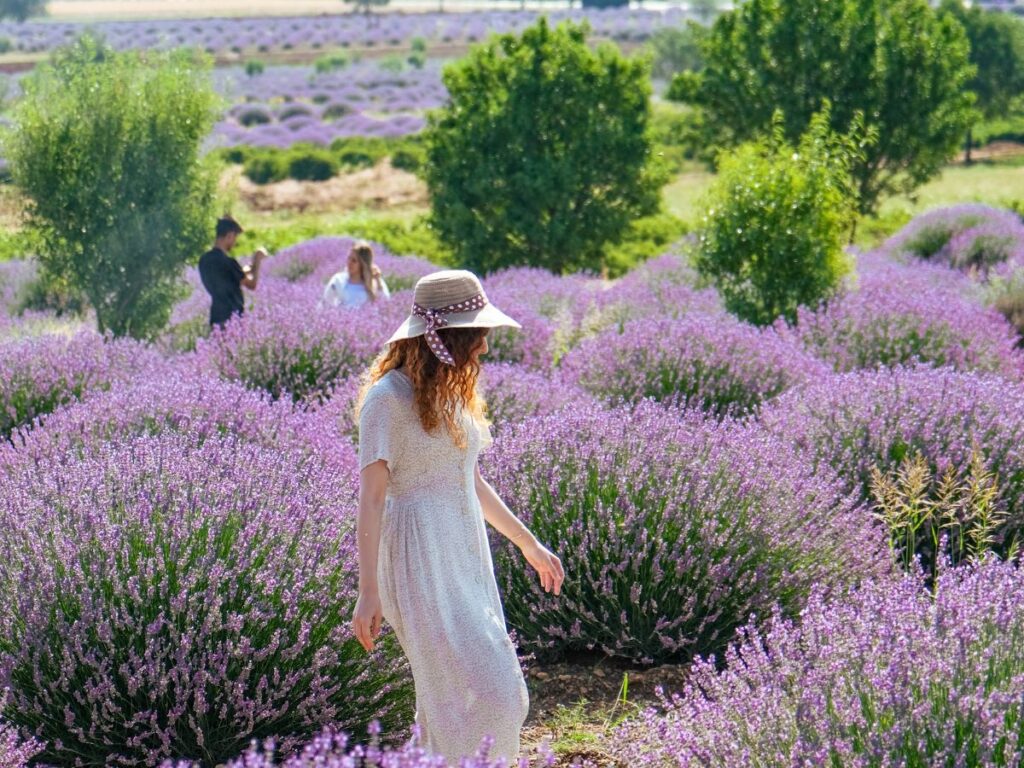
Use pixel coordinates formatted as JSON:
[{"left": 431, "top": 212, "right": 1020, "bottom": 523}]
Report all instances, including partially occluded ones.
[
  {"left": 882, "top": 203, "right": 1024, "bottom": 269},
  {"left": 0, "top": 431, "right": 412, "bottom": 766},
  {"left": 166, "top": 726, "right": 555, "bottom": 768},
  {"left": 615, "top": 558, "right": 1024, "bottom": 767},
  {"left": 761, "top": 366, "right": 1024, "bottom": 558},
  {"left": 559, "top": 314, "right": 826, "bottom": 416},
  {"left": 791, "top": 253, "right": 1023, "bottom": 377},
  {"left": 196, "top": 287, "right": 408, "bottom": 403},
  {"left": 479, "top": 362, "right": 594, "bottom": 431},
  {"left": 483, "top": 402, "right": 890, "bottom": 664},
  {"left": 0, "top": 696, "right": 41, "bottom": 768},
  {"left": 0, "top": 331, "right": 160, "bottom": 439}
]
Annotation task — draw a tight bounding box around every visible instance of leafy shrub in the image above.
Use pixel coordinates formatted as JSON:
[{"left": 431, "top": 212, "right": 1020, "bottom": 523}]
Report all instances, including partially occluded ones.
[
  {"left": 645, "top": 24, "right": 704, "bottom": 81},
  {"left": 0, "top": 332, "right": 160, "bottom": 439},
  {"left": 7, "top": 36, "right": 219, "bottom": 338},
  {"left": 390, "top": 148, "right": 423, "bottom": 173},
  {"left": 244, "top": 59, "right": 265, "bottom": 77},
  {"left": 695, "top": 112, "right": 857, "bottom": 325},
  {"left": 321, "top": 101, "right": 352, "bottom": 120},
  {"left": 0, "top": 37, "right": 12, "bottom": 54},
  {"left": 425, "top": 19, "right": 662, "bottom": 274},
  {"left": 616, "top": 559, "right": 1024, "bottom": 768},
  {"left": 791, "top": 253, "right": 1024, "bottom": 377},
  {"left": 238, "top": 105, "right": 273, "bottom": 126},
  {"left": 760, "top": 365, "right": 1024, "bottom": 558},
  {"left": 0, "top": 431, "right": 412, "bottom": 766},
  {"left": 559, "top": 314, "right": 826, "bottom": 417},
  {"left": 484, "top": 402, "right": 890, "bottom": 663},
  {"left": 406, "top": 51, "right": 426, "bottom": 69},
  {"left": 410, "top": 35, "right": 428, "bottom": 53},
  {"left": 287, "top": 148, "right": 340, "bottom": 182},
  {"left": 339, "top": 149, "right": 376, "bottom": 169},
  {"left": 244, "top": 152, "right": 289, "bottom": 184},
  {"left": 600, "top": 211, "right": 689, "bottom": 277},
  {"left": 315, "top": 52, "right": 348, "bottom": 73}
]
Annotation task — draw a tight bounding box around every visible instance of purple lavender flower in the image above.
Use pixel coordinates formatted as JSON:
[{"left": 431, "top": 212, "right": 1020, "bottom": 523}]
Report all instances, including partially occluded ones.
[
  {"left": 0, "top": 430, "right": 412, "bottom": 766},
  {"left": 164, "top": 725, "right": 555, "bottom": 768},
  {"left": 615, "top": 558, "right": 1024, "bottom": 767},
  {"left": 483, "top": 401, "right": 890, "bottom": 663},
  {"left": 559, "top": 314, "right": 828, "bottom": 416},
  {"left": 789, "top": 252, "right": 1024, "bottom": 377},
  {"left": 0, "top": 331, "right": 163, "bottom": 438},
  {"left": 760, "top": 365, "right": 1024, "bottom": 556},
  {"left": 881, "top": 203, "right": 1024, "bottom": 265}
]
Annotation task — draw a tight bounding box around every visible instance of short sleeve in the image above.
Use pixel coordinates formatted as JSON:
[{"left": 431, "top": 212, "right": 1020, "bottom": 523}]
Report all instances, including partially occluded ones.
[
  {"left": 478, "top": 420, "right": 494, "bottom": 452},
  {"left": 359, "top": 386, "right": 399, "bottom": 472}
]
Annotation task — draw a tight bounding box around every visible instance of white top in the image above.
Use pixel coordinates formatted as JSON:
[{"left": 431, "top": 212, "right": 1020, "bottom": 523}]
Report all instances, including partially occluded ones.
[{"left": 321, "top": 271, "right": 391, "bottom": 308}]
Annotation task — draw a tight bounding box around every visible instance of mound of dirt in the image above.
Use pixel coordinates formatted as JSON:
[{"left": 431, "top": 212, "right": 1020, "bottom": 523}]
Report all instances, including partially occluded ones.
[{"left": 226, "top": 160, "right": 429, "bottom": 214}]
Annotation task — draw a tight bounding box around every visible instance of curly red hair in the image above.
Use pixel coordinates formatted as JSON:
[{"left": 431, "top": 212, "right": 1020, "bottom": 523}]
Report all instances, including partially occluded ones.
[{"left": 356, "top": 327, "right": 490, "bottom": 448}]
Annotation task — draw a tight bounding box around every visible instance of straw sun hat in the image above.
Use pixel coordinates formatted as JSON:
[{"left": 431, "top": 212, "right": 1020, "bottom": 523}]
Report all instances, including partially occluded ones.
[{"left": 386, "top": 270, "right": 521, "bottom": 366}]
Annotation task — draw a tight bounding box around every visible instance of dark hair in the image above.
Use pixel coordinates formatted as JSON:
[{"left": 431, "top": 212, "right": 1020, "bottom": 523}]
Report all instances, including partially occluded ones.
[{"left": 215, "top": 216, "right": 244, "bottom": 239}]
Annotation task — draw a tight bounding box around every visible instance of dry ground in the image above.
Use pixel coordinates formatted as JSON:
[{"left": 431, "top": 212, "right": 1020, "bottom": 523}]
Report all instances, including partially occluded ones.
[{"left": 225, "top": 161, "right": 429, "bottom": 214}]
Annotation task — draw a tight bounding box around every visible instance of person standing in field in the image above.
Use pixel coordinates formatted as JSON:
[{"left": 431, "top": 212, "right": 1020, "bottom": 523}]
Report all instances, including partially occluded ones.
[
  {"left": 198, "top": 216, "right": 268, "bottom": 328},
  {"left": 352, "top": 270, "right": 564, "bottom": 763},
  {"left": 321, "top": 241, "right": 391, "bottom": 309}
]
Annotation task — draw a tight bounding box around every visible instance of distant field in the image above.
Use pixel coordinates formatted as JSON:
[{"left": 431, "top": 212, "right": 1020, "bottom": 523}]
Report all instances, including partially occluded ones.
[
  {"left": 45, "top": 0, "right": 579, "bottom": 20},
  {"left": 663, "top": 156, "right": 1024, "bottom": 245}
]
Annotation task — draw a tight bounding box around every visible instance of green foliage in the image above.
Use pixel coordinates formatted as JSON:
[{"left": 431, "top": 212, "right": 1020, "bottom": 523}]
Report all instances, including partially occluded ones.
[
  {"left": 5, "top": 36, "right": 219, "bottom": 339},
  {"left": 314, "top": 51, "right": 349, "bottom": 73},
  {"left": 390, "top": 147, "right": 423, "bottom": 173},
  {"left": 425, "top": 19, "right": 663, "bottom": 275},
  {"left": 286, "top": 148, "right": 339, "bottom": 181},
  {"left": 244, "top": 152, "right": 289, "bottom": 184},
  {"left": 0, "top": 37, "right": 12, "bottom": 54},
  {"left": 941, "top": 1, "right": 1024, "bottom": 122},
  {"left": 650, "top": 101, "right": 714, "bottom": 171},
  {"left": 602, "top": 211, "right": 688, "bottom": 277},
  {"left": 379, "top": 55, "right": 404, "bottom": 73},
  {"left": 682, "top": 0, "right": 978, "bottom": 216},
  {"left": 645, "top": 24, "right": 705, "bottom": 81},
  {"left": 410, "top": 36, "right": 428, "bottom": 53},
  {"left": 0, "top": 0, "right": 44, "bottom": 21},
  {"left": 870, "top": 449, "right": 1012, "bottom": 581},
  {"left": 244, "top": 59, "right": 265, "bottom": 77},
  {"left": 695, "top": 111, "right": 859, "bottom": 326},
  {"left": 406, "top": 51, "right": 426, "bottom": 70}
]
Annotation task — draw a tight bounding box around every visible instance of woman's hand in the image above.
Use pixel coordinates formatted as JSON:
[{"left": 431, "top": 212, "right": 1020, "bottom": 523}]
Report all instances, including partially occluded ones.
[
  {"left": 520, "top": 540, "right": 565, "bottom": 596},
  {"left": 352, "top": 591, "right": 384, "bottom": 652}
]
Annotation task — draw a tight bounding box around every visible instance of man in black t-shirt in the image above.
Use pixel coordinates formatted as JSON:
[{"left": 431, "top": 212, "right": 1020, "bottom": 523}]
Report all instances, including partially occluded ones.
[{"left": 198, "top": 216, "right": 268, "bottom": 328}]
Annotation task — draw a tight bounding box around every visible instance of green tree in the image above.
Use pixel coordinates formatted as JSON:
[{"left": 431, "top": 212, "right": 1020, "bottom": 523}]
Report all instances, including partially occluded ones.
[
  {"left": 0, "top": 0, "right": 45, "bottom": 21},
  {"left": 424, "top": 19, "right": 662, "bottom": 275},
  {"left": 646, "top": 24, "right": 706, "bottom": 81},
  {"left": 5, "top": 36, "right": 219, "bottom": 339},
  {"left": 940, "top": 0, "right": 1024, "bottom": 163},
  {"left": 344, "top": 0, "right": 388, "bottom": 15},
  {"left": 695, "top": 110, "right": 862, "bottom": 326},
  {"left": 675, "top": 0, "right": 977, "bottom": 217}
]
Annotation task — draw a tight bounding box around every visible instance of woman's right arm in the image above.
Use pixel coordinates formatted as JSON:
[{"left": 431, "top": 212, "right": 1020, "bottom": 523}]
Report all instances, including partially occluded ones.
[{"left": 352, "top": 460, "right": 388, "bottom": 652}]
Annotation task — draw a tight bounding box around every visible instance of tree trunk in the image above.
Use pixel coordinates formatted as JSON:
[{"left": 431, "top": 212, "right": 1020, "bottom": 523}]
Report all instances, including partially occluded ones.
[{"left": 965, "top": 126, "right": 973, "bottom": 165}]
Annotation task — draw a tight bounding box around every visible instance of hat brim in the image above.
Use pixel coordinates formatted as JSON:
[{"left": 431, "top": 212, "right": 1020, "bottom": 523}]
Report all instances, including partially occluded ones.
[{"left": 386, "top": 303, "right": 522, "bottom": 345}]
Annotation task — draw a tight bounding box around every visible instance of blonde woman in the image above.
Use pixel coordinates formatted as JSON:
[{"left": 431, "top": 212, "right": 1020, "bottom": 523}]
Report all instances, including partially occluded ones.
[
  {"left": 322, "top": 241, "right": 391, "bottom": 308},
  {"left": 352, "top": 270, "right": 565, "bottom": 763}
]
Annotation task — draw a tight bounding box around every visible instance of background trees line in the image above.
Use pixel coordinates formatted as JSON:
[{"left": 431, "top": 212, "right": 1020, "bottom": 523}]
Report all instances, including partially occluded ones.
[{"left": 4, "top": 0, "right": 1021, "bottom": 336}]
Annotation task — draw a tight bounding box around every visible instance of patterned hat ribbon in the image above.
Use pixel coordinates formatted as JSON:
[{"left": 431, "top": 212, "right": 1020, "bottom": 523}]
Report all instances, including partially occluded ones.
[{"left": 412, "top": 294, "right": 488, "bottom": 366}]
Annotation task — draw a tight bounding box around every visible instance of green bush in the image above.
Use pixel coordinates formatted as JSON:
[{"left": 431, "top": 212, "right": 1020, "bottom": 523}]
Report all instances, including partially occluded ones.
[
  {"left": 287, "top": 148, "right": 340, "bottom": 181},
  {"left": 314, "top": 52, "right": 348, "bottom": 73},
  {"left": 695, "top": 111, "right": 858, "bottom": 326},
  {"left": 221, "top": 146, "right": 249, "bottom": 165},
  {"left": 425, "top": 19, "right": 663, "bottom": 274},
  {"left": 244, "top": 59, "right": 265, "bottom": 77},
  {"left": 6, "top": 35, "right": 218, "bottom": 339},
  {"left": 390, "top": 147, "right": 423, "bottom": 173},
  {"left": 410, "top": 35, "right": 427, "bottom": 53},
  {"left": 602, "top": 211, "right": 689, "bottom": 277},
  {"left": 684, "top": 0, "right": 976, "bottom": 217},
  {"left": 243, "top": 153, "right": 289, "bottom": 184},
  {"left": 0, "top": 37, "right": 12, "bottom": 54},
  {"left": 406, "top": 51, "right": 426, "bottom": 69},
  {"left": 645, "top": 24, "right": 705, "bottom": 81}
]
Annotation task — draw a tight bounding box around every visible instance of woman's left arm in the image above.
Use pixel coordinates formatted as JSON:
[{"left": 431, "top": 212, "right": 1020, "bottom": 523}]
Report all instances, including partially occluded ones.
[{"left": 474, "top": 462, "right": 565, "bottom": 595}]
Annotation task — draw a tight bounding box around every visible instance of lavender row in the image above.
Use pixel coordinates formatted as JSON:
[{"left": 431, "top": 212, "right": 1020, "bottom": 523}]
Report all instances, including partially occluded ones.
[{"left": 0, "top": 9, "right": 686, "bottom": 55}]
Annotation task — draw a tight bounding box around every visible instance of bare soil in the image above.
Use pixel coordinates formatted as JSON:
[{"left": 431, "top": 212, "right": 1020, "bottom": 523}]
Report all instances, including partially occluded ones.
[
  {"left": 957, "top": 140, "right": 1024, "bottom": 164},
  {"left": 520, "top": 658, "right": 689, "bottom": 767},
  {"left": 226, "top": 160, "right": 429, "bottom": 214}
]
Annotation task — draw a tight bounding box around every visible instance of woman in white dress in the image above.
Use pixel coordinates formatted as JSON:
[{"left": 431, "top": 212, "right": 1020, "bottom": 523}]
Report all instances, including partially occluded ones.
[
  {"left": 351, "top": 270, "right": 565, "bottom": 763},
  {"left": 322, "top": 241, "right": 391, "bottom": 308}
]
